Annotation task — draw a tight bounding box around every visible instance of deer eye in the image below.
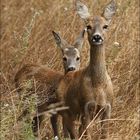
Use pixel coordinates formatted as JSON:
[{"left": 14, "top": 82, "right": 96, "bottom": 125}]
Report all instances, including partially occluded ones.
[
  {"left": 76, "top": 57, "right": 80, "bottom": 61},
  {"left": 87, "top": 25, "right": 92, "bottom": 30},
  {"left": 63, "top": 57, "right": 67, "bottom": 61},
  {"left": 103, "top": 25, "right": 108, "bottom": 30}
]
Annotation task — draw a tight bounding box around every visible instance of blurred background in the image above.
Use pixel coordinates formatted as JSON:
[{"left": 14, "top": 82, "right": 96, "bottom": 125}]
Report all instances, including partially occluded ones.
[{"left": 1, "top": 0, "right": 139, "bottom": 139}]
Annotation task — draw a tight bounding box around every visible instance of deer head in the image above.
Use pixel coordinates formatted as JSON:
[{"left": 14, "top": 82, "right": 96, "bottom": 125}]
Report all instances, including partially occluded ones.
[
  {"left": 52, "top": 30, "right": 85, "bottom": 73},
  {"left": 76, "top": 0, "right": 116, "bottom": 46}
]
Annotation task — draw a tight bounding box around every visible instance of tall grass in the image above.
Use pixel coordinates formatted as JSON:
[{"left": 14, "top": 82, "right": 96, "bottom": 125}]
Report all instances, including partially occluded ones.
[{"left": 1, "top": 0, "right": 139, "bottom": 139}]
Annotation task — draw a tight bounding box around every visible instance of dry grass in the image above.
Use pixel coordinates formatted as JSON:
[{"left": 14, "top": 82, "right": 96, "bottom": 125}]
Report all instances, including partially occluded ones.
[{"left": 0, "top": 0, "right": 139, "bottom": 140}]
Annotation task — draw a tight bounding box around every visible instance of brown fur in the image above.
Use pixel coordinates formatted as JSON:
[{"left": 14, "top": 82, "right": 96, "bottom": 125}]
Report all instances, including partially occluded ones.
[
  {"left": 57, "top": 46, "right": 114, "bottom": 138},
  {"left": 15, "top": 30, "right": 85, "bottom": 139},
  {"left": 15, "top": 64, "right": 63, "bottom": 105},
  {"left": 56, "top": 1, "right": 116, "bottom": 139},
  {"left": 15, "top": 64, "right": 64, "bottom": 139}
]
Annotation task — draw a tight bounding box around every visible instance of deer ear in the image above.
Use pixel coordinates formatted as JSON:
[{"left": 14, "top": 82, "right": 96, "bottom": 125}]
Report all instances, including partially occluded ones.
[
  {"left": 102, "top": 0, "right": 117, "bottom": 23},
  {"left": 73, "top": 29, "right": 85, "bottom": 51},
  {"left": 52, "top": 31, "right": 68, "bottom": 50},
  {"left": 76, "top": 0, "right": 90, "bottom": 24},
  {"left": 52, "top": 31, "right": 61, "bottom": 47}
]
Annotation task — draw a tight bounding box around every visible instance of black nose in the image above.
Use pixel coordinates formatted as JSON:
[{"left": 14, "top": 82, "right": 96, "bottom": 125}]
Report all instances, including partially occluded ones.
[
  {"left": 68, "top": 67, "right": 76, "bottom": 71},
  {"left": 92, "top": 34, "right": 102, "bottom": 42}
]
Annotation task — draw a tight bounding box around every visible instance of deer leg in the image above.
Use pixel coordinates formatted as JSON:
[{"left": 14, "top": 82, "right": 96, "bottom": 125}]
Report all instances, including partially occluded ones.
[
  {"left": 83, "top": 101, "right": 96, "bottom": 140},
  {"left": 79, "top": 101, "right": 96, "bottom": 139},
  {"left": 86, "top": 101, "right": 97, "bottom": 120},
  {"left": 50, "top": 114, "right": 59, "bottom": 140},
  {"left": 62, "top": 117, "right": 69, "bottom": 138},
  {"left": 32, "top": 115, "right": 44, "bottom": 138},
  {"left": 100, "top": 103, "right": 111, "bottom": 139},
  {"left": 79, "top": 115, "right": 89, "bottom": 139},
  {"left": 63, "top": 113, "right": 76, "bottom": 139}
]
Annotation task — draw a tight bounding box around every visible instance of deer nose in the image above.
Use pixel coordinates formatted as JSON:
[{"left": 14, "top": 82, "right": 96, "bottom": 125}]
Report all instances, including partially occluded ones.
[
  {"left": 92, "top": 34, "right": 103, "bottom": 43},
  {"left": 67, "top": 67, "right": 76, "bottom": 72}
]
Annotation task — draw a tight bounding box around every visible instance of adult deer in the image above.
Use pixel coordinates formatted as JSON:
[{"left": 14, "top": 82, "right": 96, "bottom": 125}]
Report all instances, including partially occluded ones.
[
  {"left": 15, "top": 30, "right": 85, "bottom": 140},
  {"left": 56, "top": 0, "right": 116, "bottom": 139}
]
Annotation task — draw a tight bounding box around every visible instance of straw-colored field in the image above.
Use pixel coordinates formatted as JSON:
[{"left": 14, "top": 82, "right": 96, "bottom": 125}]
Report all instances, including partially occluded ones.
[{"left": 1, "top": 0, "right": 139, "bottom": 139}]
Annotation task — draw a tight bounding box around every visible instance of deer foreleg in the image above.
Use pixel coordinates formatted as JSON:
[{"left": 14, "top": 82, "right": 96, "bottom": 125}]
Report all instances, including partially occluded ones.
[
  {"left": 63, "top": 113, "right": 77, "bottom": 139},
  {"left": 100, "top": 103, "right": 111, "bottom": 139},
  {"left": 51, "top": 114, "right": 59, "bottom": 140},
  {"left": 79, "top": 101, "right": 96, "bottom": 140}
]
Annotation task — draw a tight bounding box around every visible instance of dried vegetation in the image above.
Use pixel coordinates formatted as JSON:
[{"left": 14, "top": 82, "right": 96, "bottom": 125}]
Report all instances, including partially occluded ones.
[{"left": 0, "top": 0, "right": 139, "bottom": 139}]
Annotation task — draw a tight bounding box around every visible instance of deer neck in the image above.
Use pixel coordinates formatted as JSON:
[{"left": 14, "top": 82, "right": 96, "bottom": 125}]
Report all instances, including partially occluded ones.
[{"left": 87, "top": 44, "right": 107, "bottom": 86}]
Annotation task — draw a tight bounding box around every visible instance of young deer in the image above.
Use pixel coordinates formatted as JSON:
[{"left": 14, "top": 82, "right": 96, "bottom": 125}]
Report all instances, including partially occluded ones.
[
  {"left": 56, "top": 0, "right": 116, "bottom": 139},
  {"left": 15, "top": 30, "right": 85, "bottom": 140}
]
